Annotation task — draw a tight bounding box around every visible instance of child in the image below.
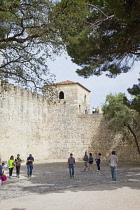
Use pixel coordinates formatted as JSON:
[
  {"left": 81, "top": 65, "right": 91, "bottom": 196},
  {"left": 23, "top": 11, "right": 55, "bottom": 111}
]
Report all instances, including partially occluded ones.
[{"left": 2, "top": 162, "right": 6, "bottom": 175}]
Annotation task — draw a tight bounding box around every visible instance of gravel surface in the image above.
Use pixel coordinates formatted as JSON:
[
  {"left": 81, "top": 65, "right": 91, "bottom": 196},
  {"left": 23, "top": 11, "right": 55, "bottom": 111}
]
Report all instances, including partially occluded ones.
[{"left": 1, "top": 160, "right": 140, "bottom": 200}]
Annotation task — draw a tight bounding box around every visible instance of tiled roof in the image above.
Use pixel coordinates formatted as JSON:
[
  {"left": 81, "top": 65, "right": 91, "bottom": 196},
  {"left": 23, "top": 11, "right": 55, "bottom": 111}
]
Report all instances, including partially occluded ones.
[
  {"left": 55, "top": 80, "right": 90, "bottom": 92},
  {"left": 55, "top": 80, "right": 76, "bottom": 85}
]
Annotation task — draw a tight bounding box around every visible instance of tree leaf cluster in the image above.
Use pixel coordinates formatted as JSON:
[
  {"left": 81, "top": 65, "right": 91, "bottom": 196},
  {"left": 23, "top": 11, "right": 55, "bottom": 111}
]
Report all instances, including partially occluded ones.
[
  {"left": 102, "top": 92, "right": 140, "bottom": 153},
  {"left": 0, "top": 0, "right": 88, "bottom": 90},
  {"left": 127, "top": 78, "right": 140, "bottom": 114},
  {"left": 64, "top": 0, "right": 140, "bottom": 78}
]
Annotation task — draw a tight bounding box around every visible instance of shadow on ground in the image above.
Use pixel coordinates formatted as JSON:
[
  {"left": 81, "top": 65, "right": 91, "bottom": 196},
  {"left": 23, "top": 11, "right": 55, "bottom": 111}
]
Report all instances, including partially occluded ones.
[{"left": 1, "top": 161, "right": 140, "bottom": 200}]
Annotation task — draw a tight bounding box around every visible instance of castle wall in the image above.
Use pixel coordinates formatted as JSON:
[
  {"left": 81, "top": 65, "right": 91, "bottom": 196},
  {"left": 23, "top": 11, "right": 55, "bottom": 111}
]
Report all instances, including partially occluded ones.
[
  {"left": 0, "top": 83, "right": 139, "bottom": 162},
  {"left": 47, "top": 104, "right": 139, "bottom": 162},
  {"left": 0, "top": 83, "right": 49, "bottom": 162}
]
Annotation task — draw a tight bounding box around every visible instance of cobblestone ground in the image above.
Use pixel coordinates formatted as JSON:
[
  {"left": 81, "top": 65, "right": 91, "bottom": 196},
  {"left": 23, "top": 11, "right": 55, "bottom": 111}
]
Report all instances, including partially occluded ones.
[{"left": 0, "top": 160, "right": 140, "bottom": 200}]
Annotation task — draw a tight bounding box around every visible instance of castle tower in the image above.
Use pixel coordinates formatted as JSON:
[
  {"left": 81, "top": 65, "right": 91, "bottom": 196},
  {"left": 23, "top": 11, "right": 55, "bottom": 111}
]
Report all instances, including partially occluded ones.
[{"left": 53, "top": 80, "right": 91, "bottom": 114}]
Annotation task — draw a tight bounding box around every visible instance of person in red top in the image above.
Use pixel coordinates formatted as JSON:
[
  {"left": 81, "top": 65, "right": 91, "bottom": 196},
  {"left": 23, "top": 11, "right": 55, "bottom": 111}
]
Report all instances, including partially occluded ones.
[{"left": 68, "top": 153, "right": 75, "bottom": 178}]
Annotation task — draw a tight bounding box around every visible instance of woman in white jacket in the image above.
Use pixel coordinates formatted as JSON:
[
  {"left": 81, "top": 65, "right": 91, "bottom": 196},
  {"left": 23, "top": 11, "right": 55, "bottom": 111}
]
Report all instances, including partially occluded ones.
[{"left": 108, "top": 151, "right": 118, "bottom": 181}]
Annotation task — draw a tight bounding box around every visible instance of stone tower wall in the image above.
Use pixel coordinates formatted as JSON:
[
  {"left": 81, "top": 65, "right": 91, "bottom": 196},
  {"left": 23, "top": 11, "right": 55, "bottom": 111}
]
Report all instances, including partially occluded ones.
[{"left": 55, "top": 83, "right": 90, "bottom": 114}]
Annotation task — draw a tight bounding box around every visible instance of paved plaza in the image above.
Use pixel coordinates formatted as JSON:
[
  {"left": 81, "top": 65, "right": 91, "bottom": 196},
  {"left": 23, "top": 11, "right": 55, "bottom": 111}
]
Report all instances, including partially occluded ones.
[{"left": 0, "top": 160, "right": 140, "bottom": 210}]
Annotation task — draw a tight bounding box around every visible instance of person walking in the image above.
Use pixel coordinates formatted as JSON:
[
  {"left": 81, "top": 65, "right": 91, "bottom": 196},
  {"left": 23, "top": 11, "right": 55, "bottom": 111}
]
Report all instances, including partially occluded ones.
[
  {"left": 82, "top": 152, "right": 88, "bottom": 171},
  {"left": 68, "top": 153, "right": 75, "bottom": 178},
  {"left": 26, "top": 154, "right": 34, "bottom": 177},
  {"left": 95, "top": 153, "right": 101, "bottom": 171},
  {"left": 15, "top": 154, "right": 22, "bottom": 178},
  {"left": 87, "top": 153, "right": 94, "bottom": 171},
  {"left": 108, "top": 151, "right": 118, "bottom": 181},
  {"left": 8, "top": 155, "right": 15, "bottom": 178}
]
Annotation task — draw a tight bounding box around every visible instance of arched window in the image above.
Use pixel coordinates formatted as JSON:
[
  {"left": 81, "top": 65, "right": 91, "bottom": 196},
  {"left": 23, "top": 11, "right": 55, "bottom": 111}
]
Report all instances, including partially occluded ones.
[{"left": 59, "top": 91, "right": 64, "bottom": 99}]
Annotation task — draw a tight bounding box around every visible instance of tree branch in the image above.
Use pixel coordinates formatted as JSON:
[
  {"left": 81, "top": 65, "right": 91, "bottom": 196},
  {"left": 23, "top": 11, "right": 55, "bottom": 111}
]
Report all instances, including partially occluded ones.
[{"left": 124, "top": 122, "right": 140, "bottom": 154}]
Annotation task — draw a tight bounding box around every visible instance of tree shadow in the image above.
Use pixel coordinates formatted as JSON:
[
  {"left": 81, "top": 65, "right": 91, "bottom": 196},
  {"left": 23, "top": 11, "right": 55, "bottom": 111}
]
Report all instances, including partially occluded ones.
[
  {"left": 11, "top": 209, "right": 26, "bottom": 210},
  {"left": 89, "top": 115, "right": 140, "bottom": 162},
  {"left": 19, "top": 161, "right": 140, "bottom": 196},
  {"left": 1, "top": 159, "right": 140, "bottom": 200}
]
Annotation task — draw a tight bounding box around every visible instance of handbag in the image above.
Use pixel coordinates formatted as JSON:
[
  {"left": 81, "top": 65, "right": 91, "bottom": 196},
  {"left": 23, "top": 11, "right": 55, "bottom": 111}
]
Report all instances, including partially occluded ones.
[
  {"left": 12, "top": 162, "right": 15, "bottom": 166},
  {"left": 2, "top": 174, "right": 7, "bottom": 181}
]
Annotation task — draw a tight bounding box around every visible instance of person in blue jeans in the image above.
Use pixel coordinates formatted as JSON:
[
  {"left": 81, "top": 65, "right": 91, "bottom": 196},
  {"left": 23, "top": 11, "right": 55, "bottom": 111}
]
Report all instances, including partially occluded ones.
[
  {"left": 68, "top": 153, "right": 75, "bottom": 178},
  {"left": 95, "top": 153, "right": 101, "bottom": 171},
  {"left": 26, "top": 154, "right": 34, "bottom": 177},
  {"left": 108, "top": 151, "right": 118, "bottom": 181},
  {"left": 87, "top": 153, "right": 94, "bottom": 171}
]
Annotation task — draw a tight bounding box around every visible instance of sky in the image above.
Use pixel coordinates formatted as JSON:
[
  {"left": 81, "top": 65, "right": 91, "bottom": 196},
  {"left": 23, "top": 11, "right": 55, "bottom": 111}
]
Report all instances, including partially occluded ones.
[{"left": 47, "top": 53, "right": 140, "bottom": 112}]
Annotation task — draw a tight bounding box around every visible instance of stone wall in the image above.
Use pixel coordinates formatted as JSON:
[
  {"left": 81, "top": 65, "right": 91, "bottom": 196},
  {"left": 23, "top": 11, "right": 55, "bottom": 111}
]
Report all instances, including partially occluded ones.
[
  {"left": 0, "top": 83, "right": 139, "bottom": 162},
  {"left": 0, "top": 83, "right": 49, "bottom": 162}
]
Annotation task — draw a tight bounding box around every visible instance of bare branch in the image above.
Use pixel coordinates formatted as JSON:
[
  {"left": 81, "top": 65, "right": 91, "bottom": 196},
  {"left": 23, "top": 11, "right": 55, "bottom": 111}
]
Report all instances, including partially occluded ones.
[{"left": 88, "top": 3, "right": 109, "bottom": 18}]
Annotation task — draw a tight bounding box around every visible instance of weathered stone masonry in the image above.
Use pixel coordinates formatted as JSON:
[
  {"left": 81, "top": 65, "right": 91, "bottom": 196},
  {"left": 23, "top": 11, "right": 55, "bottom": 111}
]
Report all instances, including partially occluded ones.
[{"left": 0, "top": 81, "right": 139, "bottom": 162}]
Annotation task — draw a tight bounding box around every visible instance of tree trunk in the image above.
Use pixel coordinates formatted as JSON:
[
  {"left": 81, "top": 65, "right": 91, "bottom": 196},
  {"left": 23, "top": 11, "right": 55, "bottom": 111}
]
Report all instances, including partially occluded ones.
[{"left": 125, "top": 123, "right": 140, "bottom": 154}]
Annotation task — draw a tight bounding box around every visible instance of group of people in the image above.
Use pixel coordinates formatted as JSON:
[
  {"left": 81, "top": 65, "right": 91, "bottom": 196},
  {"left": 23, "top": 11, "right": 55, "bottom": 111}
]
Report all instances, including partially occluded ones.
[
  {"left": 92, "top": 107, "right": 100, "bottom": 114},
  {"left": 0, "top": 154, "right": 34, "bottom": 186},
  {"left": 85, "top": 107, "right": 100, "bottom": 114},
  {"left": 68, "top": 152, "right": 101, "bottom": 178},
  {"left": 83, "top": 152, "right": 102, "bottom": 172},
  {"left": 68, "top": 151, "right": 118, "bottom": 181},
  {"left": 0, "top": 151, "right": 118, "bottom": 186}
]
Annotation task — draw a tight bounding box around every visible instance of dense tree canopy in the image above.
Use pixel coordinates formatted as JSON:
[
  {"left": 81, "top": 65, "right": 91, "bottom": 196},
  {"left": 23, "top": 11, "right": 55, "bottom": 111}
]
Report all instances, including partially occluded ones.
[
  {"left": 102, "top": 93, "right": 140, "bottom": 154},
  {"left": 1, "top": 0, "right": 139, "bottom": 93},
  {"left": 0, "top": 0, "right": 87, "bottom": 90},
  {"left": 127, "top": 78, "right": 140, "bottom": 114},
  {"left": 65, "top": 0, "right": 140, "bottom": 78}
]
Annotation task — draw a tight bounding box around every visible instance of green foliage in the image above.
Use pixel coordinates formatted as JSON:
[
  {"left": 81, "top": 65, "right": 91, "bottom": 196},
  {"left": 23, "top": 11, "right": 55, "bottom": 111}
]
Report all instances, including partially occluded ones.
[
  {"left": 102, "top": 93, "right": 134, "bottom": 132},
  {"left": 127, "top": 78, "right": 140, "bottom": 114},
  {"left": 0, "top": 0, "right": 87, "bottom": 90},
  {"left": 0, "top": 0, "right": 58, "bottom": 89},
  {"left": 102, "top": 92, "right": 140, "bottom": 153},
  {"left": 64, "top": 0, "right": 140, "bottom": 78},
  {"left": 1, "top": 0, "right": 139, "bottom": 91}
]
